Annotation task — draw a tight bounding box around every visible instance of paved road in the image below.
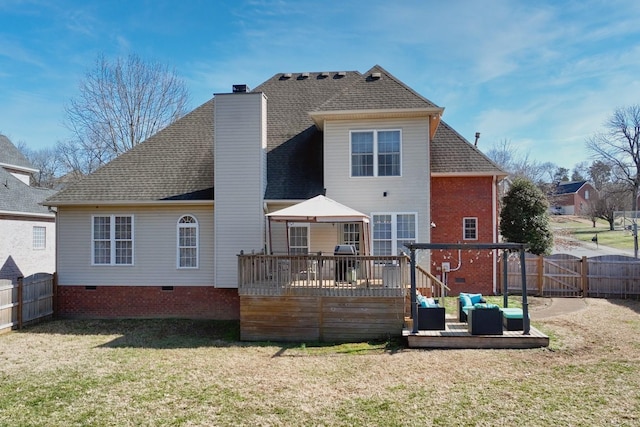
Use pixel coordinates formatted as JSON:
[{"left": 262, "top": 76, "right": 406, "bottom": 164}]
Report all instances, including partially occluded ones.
[
  {"left": 553, "top": 235, "right": 636, "bottom": 258},
  {"left": 551, "top": 215, "right": 637, "bottom": 258},
  {"left": 529, "top": 297, "right": 587, "bottom": 320}
]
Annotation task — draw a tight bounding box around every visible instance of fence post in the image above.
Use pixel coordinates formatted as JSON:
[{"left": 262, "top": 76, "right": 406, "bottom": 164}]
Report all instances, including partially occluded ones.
[
  {"left": 537, "top": 256, "right": 544, "bottom": 295},
  {"left": 581, "top": 256, "right": 588, "bottom": 297},
  {"left": 17, "top": 276, "right": 23, "bottom": 329}
]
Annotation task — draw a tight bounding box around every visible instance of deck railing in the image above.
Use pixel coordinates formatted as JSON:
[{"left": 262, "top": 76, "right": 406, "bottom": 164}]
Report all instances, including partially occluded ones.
[{"left": 238, "top": 253, "right": 441, "bottom": 297}]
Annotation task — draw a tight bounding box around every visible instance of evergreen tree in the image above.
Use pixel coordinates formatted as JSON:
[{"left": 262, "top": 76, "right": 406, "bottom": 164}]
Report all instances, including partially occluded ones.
[{"left": 500, "top": 177, "right": 554, "bottom": 255}]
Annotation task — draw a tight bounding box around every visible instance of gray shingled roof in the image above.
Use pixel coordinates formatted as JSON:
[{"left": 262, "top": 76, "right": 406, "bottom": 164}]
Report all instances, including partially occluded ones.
[
  {"left": 0, "top": 167, "right": 55, "bottom": 215},
  {"left": 315, "top": 65, "right": 439, "bottom": 111},
  {"left": 0, "top": 134, "right": 36, "bottom": 171},
  {"left": 45, "top": 65, "right": 505, "bottom": 205},
  {"left": 556, "top": 181, "right": 588, "bottom": 195},
  {"left": 253, "top": 70, "right": 362, "bottom": 199},
  {"left": 431, "top": 121, "right": 506, "bottom": 175},
  {"left": 46, "top": 100, "right": 215, "bottom": 204}
]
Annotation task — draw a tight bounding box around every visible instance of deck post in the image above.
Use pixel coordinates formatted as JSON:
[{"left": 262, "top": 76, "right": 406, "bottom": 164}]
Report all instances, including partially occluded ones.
[
  {"left": 503, "top": 250, "right": 508, "bottom": 308},
  {"left": 410, "top": 248, "right": 418, "bottom": 334},
  {"left": 520, "top": 249, "right": 530, "bottom": 335}
]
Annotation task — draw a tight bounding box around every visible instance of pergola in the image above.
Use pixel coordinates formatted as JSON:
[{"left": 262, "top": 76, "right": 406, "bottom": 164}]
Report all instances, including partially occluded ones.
[
  {"left": 404, "top": 242, "right": 531, "bottom": 335},
  {"left": 265, "top": 195, "right": 371, "bottom": 256}
]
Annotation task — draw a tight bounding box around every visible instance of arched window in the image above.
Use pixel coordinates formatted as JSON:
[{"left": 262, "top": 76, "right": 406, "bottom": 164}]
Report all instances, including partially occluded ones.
[{"left": 177, "top": 215, "right": 198, "bottom": 268}]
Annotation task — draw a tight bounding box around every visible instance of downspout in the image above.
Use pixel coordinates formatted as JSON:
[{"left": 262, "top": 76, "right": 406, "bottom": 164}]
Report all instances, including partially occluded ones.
[{"left": 492, "top": 175, "right": 498, "bottom": 294}]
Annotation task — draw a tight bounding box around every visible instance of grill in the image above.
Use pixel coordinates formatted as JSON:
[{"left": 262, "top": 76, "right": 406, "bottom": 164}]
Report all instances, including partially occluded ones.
[{"left": 334, "top": 245, "right": 357, "bottom": 283}]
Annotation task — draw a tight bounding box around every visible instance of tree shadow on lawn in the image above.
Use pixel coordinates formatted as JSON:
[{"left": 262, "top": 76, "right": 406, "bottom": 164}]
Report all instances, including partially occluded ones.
[
  {"left": 18, "top": 318, "right": 406, "bottom": 353},
  {"left": 19, "top": 318, "right": 243, "bottom": 349}
]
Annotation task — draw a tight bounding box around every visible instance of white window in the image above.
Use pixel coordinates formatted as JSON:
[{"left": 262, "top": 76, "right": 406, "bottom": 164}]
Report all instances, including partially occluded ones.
[
  {"left": 341, "top": 223, "right": 361, "bottom": 254},
  {"left": 585, "top": 190, "right": 590, "bottom": 200},
  {"left": 463, "top": 217, "right": 478, "bottom": 240},
  {"left": 33, "top": 226, "right": 46, "bottom": 250},
  {"left": 177, "top": 215, "right": 198, "bottom": 269},
  {"left": 351, "top": 130, "right": 401, "bottom": 177},
  {"left": 289, "top": 224, "right": 309, "bottom": 254},
  {"left": 372, "top": 213, "right": 417, "bottom": 255},
  {"left": 92, "top": 215, "right": 133, "bottom": 265}
]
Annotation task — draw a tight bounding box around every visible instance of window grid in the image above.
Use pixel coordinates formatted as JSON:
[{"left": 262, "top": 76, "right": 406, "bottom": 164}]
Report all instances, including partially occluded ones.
[
  {"left": 289, "top": 225, "right": 309, "bottom": 255},
  {"left": 463, "top": 217, "right": 478, "bottom": 240},
  {"left": 342, "top": 223, "right": 361, "bottom": 253},
  {"left": 92, "top": 215, "right": 133, "bottom": 265},
  {"left": 351, "top": 130, "right": 401, "bottom": 177},
  {"left": 373, "top": 213, "right": 417, "bottom": 256},
  {"left": 33, "top": 226, "right": 46, "bottom": 250},
  {"left": 177, "top": 215, "right": 198, "bottom": 268}
]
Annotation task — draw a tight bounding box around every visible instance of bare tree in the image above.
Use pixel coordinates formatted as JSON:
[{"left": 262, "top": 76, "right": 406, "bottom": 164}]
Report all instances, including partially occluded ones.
[
  {"left": 587, "top": 105, "right": 640, "bottom": 256},
  {"left": 64, "top": 53, "right": 189, "bottom": 174},
  {"left": 16, "top": 141, "right": 64, "bottom": 188},
  {"left": 484, "top": 139, "right": 553, "bottom": 184},
  {"left": 585, "top": 182, "right": 629, "bottom": 230},
  {"left": 588, "top": 160, "right": 612, "bottom": 190},
  {"left": 571, "top": 161, "right": 589, "bottom": 182}
]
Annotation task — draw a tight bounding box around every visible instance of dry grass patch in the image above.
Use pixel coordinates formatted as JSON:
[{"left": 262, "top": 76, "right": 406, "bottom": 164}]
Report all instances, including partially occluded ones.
[{"left": 1, "top": 299, "right": 640, "bottom": 426}]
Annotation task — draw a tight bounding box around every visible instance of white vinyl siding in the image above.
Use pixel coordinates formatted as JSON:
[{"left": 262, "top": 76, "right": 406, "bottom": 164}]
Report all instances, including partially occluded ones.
[
  {"left": 323, "top": 118, "right": 431, "bottom": 269},
  {"left": 214, "top": 92, "right": 267, "bottom": 288},
  {"left": 177, "top": 215, "right": 198, "bottom": 269},
  {"left": 56, "top": 205, "right": 214, "bottom": 286},
  {"left": 92, "top": 215, "right": 133, "bottom": 265}
]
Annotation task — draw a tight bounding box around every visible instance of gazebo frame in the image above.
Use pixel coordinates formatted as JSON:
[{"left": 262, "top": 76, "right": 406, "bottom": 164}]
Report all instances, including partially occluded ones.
[{"left": 405, "top": 242, "right": 531, "bottom": 335}]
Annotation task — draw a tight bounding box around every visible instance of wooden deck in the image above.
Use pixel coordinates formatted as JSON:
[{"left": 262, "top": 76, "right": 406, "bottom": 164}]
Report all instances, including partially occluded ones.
[{"left": 403, "top": 318, "right": 549, "bottom": 349}]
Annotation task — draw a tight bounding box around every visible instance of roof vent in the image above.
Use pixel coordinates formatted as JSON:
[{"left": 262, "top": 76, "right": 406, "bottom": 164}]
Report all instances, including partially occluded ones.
[
  {"left": 370, "top": 72, "right": 381, "bottom": 80},
  {"left": 336, "top": 71, "right": 346, "bottom": 78},
  {"left": 298, "top": 72, "right": 310, "bottom": 79},
  {"left": 281, "top": 73, "right": 292, "bottom": 79},
  {"left": 232, "top": 84, "right": 249, "bottom": 93},
  {"left": 318, "top": 72, "right": 329, "bottom": 79}
]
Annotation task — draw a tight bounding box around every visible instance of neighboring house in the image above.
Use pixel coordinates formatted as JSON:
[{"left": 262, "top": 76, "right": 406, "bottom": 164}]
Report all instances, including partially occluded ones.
[
  {"left": 0, "top": 135, "right": 56, "bottom": 282},
  {"left": 44, "top": 65, "right": 506, "bottom": 319},
  {"left": 551, "top": 180, "right": 597, "bottom": 215}
]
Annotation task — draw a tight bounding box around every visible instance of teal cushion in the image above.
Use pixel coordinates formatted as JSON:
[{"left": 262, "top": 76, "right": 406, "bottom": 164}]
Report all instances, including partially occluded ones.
[
  {"left": 474, "top": 303, "right": 499, "bottom": 310},
  {"left": 461, "top": 295, "right": 473, "bottom": 308},
  {"left": 417, "top": 294, "right": 427, "bottom": 308},
  {"left": 501, "top": 308, "right": 526, "bottom": 319},
  {"left": 469, "top": 293, "right": 484, "bottom": 304}
]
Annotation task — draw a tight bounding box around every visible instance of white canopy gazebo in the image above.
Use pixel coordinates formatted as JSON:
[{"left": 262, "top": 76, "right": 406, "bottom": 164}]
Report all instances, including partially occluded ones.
[{"left": 265, "top": 195, "right": 371, "bottom": 256}]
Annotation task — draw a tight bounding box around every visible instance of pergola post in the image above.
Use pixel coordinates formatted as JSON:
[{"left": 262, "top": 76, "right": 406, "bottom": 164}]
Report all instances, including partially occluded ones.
[
  {"left": 520, "top": 248, "right": 530, "bottom": 335},
  {"left": 503, "top": 250, "right": 508, "bottom": 308},
  {"left": 410, "top": 247, "right": 418, "bottom": 334}
]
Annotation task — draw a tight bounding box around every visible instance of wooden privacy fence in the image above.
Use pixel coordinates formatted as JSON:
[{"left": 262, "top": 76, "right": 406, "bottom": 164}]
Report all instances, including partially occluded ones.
[
  {"left": 500, "top": 254, "right": 640, "bottom": 298},
  {"left": 0, "top": 273, "right": 55, "bottom": 333}
]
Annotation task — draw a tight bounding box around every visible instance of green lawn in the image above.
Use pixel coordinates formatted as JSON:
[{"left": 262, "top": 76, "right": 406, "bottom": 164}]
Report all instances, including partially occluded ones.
[
  {"left": 2, "top": 298, "right": 639, "bottom": 426},
  {"left": 550, "top": 216, "right": 636, "bottom": 251}
]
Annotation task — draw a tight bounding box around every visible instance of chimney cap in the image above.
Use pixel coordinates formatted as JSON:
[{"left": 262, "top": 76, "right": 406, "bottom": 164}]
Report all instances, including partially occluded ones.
[{"left": 232, "top": 84, "right": 250, "bottom": 93}]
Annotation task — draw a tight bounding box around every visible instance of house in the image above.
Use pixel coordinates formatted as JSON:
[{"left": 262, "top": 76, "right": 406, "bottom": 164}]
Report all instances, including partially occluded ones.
[
  {"left": 0, "top": 135, "right": 56, "bottom": 282},
  {"left": 551, "top": 180, "right": 597, "bottom": 215},
  {"left": 44, "top": 65, "right": 506, "bottom": 320}
]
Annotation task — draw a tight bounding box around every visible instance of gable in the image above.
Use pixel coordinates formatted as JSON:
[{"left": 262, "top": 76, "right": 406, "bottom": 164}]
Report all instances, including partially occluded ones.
[
  {"left": 0, "top": 134, "right": 37, "bottom": 173},
  {"left": 45, "top": 65, "right": 506, "bottom": 205}
]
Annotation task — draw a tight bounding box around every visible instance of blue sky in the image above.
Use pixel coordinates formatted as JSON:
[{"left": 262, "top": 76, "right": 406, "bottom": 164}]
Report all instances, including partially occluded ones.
[{"left": 1, "top": 0, "right": 639, "bottom": 170}]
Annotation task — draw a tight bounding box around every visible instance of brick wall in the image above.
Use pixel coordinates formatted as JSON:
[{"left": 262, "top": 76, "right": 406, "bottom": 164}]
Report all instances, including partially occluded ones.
[
  {"left": 431, "top": 176, "right": 497, "bottom": 295},
  {"left": 56, "top": 285, "right": 240, "bottom": 320}
]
